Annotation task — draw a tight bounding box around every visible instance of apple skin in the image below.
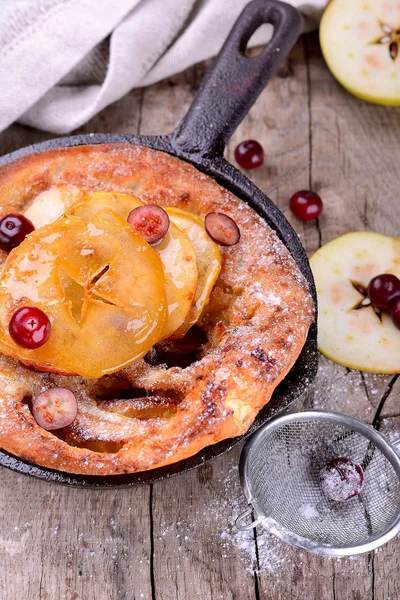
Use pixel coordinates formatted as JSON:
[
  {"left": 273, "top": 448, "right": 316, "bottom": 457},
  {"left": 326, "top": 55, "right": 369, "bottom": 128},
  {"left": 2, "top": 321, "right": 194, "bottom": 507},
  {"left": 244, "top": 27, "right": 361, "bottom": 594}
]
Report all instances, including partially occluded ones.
[
  {"left": 310, "top": 232, "right": 400, "bottom": 374},
  {"left": 320, "top": 0, "right": 400, "bottom": 107}
]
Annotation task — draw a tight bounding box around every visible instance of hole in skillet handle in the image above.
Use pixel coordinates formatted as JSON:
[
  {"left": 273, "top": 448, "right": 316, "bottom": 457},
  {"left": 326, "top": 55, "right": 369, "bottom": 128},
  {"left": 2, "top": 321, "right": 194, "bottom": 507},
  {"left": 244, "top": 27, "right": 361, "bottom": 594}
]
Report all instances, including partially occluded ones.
[
  {"left": 170, "top": 0, "right": 302, "bottom": 159},
  {"left": 243, "top": 22, "right": 274, "bottom": 58}
]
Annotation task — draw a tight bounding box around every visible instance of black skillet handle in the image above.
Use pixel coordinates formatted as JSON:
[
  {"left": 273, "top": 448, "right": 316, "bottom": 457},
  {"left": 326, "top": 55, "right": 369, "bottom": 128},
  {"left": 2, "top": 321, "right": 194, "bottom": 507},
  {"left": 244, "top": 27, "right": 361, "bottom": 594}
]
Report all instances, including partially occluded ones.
[{"left": 170, "top": 0, "right": 301, "bottom": 158}]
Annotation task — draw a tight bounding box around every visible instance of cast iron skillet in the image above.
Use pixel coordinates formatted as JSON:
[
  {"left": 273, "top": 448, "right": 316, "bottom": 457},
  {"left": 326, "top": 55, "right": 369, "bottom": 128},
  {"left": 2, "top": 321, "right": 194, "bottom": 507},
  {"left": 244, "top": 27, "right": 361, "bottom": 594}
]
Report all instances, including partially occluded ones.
[{"left": 0, "top": 0, "right": 318, "bottom": 486}]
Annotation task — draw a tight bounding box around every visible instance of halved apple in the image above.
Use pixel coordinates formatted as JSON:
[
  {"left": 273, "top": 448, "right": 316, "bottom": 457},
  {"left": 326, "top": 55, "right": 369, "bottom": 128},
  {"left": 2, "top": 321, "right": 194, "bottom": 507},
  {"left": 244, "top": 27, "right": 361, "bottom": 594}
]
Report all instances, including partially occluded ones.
[
  {"left": 310, "top": 232, "right": 400, "bottom": 373},
  {"left": 320, "top": 0, "right": 400, "bottom": 106},
  {"left": 0, "top": 211, "right": 167, "bottom": 378},
  {"left": 166, "top": 208, "right": 221, "bottom": 338},
  {"left": 23, "top": 184, "right": 85, "bottom": 229}
]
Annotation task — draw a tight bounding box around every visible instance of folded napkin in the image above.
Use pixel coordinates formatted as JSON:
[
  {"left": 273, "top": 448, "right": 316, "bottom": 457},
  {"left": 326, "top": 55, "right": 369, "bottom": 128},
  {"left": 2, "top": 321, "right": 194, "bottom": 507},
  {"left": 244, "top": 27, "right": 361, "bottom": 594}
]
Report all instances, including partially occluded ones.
[{"left": 0, "top": 0, "right": 327, "bottom": 134}]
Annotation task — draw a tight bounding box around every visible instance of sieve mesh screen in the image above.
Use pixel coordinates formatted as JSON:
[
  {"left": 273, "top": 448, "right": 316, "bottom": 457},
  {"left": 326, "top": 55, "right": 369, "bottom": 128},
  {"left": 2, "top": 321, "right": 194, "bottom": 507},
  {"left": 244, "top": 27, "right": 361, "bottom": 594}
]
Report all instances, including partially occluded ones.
[{"left": 248, "top": 420, "right": 400, "bottom": 547}]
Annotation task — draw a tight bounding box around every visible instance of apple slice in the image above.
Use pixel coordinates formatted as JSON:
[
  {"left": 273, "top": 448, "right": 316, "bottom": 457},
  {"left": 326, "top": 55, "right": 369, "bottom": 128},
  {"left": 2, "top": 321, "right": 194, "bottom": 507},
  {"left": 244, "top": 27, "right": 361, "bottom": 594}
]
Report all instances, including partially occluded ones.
[
  {"left": 0, "top": 211, "right": 167, "bottom": 378},
  {"left": 310, "top": 231, "right": 400, "bottom": 373},
  {"left": 66, "top": 190, "right": 143, "bottom": 220},
  {"left": 23, "top": 184, "right": 85, "bottom": 229},
  {"left": 24, "top": 189, "right": 203, "bottom": 340},
  {"left": 24, "top": 187, "right": 143, "bottom": 230},
  {"left": 320, "top": 0, "right": 400, "bottom": 106},
  {"left": 166, "top": 208, "right": 221, "bottom": 338},
  {"left": 69, "top": 193, "right": 198, "bottom": 339},
  {"left": 156, "top": 224, "right": 198, "bottom": 339}
]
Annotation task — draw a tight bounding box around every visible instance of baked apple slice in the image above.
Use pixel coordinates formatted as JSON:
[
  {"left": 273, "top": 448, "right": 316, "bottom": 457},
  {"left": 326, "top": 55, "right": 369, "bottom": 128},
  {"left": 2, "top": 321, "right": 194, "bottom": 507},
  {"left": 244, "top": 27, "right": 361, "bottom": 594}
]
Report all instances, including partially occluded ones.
[
  {"left": 156, "top": 224, "right": 198, "bottom": 339},
  {"left": 23, "top": 184, "right": 85, "bottom": 229},
  {"left": 0, "top": 212, "right": 167, "bottom": 378},
  {"left": 25, "top": 189, "right": 199, "bottom": 339},
  {"left": 24, "top": 187, "right": 144, "bottom": 230},
  {"left": 166, "top": 207, "right": 221, "bottom": 337},
  {"left": 320, "top": 0, "right": 400, "bottom": 106},
  {"left": 310, "top": 232, "right": 400, "bottom": 373},
  {"left": 66, "top": 190, "right": 143, "bottom": 220},
  {"left": 69, "top": 192, "right": 198, "bottom": 339}
]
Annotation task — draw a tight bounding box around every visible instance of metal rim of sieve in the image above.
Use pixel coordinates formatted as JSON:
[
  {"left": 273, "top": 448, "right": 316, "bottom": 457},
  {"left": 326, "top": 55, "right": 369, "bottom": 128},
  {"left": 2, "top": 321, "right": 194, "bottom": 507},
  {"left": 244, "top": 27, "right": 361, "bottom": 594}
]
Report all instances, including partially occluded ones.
[{"left": 236, "top": 410, "right": 400, "bottom": 557}]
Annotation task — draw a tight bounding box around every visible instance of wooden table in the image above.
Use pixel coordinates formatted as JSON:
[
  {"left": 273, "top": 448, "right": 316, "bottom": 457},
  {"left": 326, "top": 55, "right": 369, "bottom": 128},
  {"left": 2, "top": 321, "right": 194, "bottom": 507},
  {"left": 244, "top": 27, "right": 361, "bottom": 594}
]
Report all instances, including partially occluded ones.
[{"left": 0, "top": 32, "right": 399, "bottom": 600}]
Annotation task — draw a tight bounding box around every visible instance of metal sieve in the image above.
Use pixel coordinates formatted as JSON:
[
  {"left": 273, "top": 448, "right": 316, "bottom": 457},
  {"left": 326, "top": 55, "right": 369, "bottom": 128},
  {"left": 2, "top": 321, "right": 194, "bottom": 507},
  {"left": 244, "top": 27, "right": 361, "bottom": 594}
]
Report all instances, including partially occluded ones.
[{"left": 236, "top": 411, "right": 400, "bottom": 556}]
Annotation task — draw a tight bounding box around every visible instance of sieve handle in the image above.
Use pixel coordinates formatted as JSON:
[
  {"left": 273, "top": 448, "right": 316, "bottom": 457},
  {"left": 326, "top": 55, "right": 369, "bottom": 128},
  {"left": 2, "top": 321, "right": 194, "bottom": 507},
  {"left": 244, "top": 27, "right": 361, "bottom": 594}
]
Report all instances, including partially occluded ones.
[
  {"left": 235, "top": 506, "right": 261, "bottom": 531},
  {"left": 393, "top": 439, "right": 400, "bottom": 454}
]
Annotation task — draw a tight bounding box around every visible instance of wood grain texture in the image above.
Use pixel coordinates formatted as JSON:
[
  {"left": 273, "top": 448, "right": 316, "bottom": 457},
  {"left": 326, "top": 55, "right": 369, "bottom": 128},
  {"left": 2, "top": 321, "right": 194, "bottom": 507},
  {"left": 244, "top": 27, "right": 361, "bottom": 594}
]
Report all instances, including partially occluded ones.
[
  {"left": 140, "top": 61, "right": 258, "bottom": 600},
  {"left": 0, "top": 469, "right": 153, "bottom": 600},
  {"left": 152, "top": 446, "right": 257, "bottom": 600},
  {"left": 228, "top": 33, "right": 397, "bottom": 600},
  {"left": 0, "top": 32, "right": 399, "bottom": 600}
]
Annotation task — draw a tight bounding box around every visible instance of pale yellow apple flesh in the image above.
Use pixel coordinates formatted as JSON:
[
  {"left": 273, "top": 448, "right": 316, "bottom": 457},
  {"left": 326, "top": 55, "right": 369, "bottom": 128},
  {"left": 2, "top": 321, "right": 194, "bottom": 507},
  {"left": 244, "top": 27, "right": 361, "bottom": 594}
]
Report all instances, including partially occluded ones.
[
  {"left": 66, "top": 190, "right": 143, "bottom": 220},
  {"left": 0, "top": 212, "right": 167, "bottom": 378},
  {"left": 166, "top": 208, "right": 221, "bottom": 338},
  {"left": 23, "top": 188, "right": 200, "bottom": 340},
  {"left": 310, "top": 232, "right": 400, "bottom": 373},
  {"left": 154, "top": 223, "right": 198, "bottom": 339},
  {"left": 23, "top": 184, "right": 85, "bottom": 228},
  {"left": 68, "top": 193, "right": 199, "bottom": 339},
  {"left": 320, "top": 0, "right": 400, "bottom": 106}
]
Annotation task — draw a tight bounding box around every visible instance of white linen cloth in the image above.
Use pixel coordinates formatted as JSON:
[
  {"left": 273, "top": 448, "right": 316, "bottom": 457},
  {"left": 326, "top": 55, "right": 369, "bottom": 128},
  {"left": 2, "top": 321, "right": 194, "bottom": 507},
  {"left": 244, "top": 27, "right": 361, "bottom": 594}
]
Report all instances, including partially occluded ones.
[{"left": 0, "top": 0, "right": 327, "bottom": 134}]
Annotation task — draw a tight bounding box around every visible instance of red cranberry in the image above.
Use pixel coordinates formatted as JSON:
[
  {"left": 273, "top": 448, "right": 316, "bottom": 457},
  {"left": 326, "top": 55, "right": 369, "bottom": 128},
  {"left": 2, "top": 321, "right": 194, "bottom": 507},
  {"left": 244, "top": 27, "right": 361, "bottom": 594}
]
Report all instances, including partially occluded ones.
[
  {"left": 289, "top": 190, "right": 323, "bottom": 221},
  {"left": 127, "top": 205, "right": 169, "bottom": 244},
  {"left": 0, "top": 214, "right": 34, "bottom": 252},
  {"left": 367, "top": 274, "right": 400, "bottom": 311},
  {"left": 320, "top": 457, "right": 364, "bottom": 502},
  {"left": 32, "top": 388, "right": 77, "bottom": 430},
  {"left": 204, "top": 212, "right": 240, "bottom": 246},
  {"left": 9, "top": 307, "right": 51, "bottom": 349},
  {"left": 234, "top": 140, "right": 264, "bottom": 170},
  {"left": 392, "top": 298, "right": 400, "bottom": 330}
]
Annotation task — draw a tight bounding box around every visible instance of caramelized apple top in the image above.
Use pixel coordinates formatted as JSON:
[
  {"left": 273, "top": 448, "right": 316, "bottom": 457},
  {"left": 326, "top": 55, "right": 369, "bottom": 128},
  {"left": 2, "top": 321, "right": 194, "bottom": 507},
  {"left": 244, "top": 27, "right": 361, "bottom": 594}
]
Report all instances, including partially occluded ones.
[
  {"left": 69, "top": 190, "right": 200, "bottom": 339},
  {"left": 0, "top": 187, "right": 222, "bottom": 376},
  {"left": 166, "top": 208, "right": 221, "bottom": 337},
  {"left": 0, "top": 211, "right": 167, "bottom": 378}
]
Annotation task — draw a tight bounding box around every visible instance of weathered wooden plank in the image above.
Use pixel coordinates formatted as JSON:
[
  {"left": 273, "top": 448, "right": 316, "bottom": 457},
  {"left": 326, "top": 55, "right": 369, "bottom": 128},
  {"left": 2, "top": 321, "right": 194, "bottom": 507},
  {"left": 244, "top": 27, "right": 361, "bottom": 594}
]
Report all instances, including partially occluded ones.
[
  {"left": 305, "top": 30, "right": 400, "bottom": 599},
  {"left": 308, "top": 356, "right": 375, "bottom": 421},
  {"left": 228, "top": 41, "right": 320, "bottom": 257},
  {"left": 139, "top": 61, "right": 211, "bottom": 137},
  {"left": 301, "top": 34, "right": 400, "bottom": 600},
  {"left": 231, "top": 35, "right": 373, "bottom": 600},
  {"left": 143, "top": 61, "right": 257, "bottom": 600},
  {"left": 379, "top": 377, "right": 400, "bottom": 419},
  {"left": 0, "top": 88, "right": 154, "bottom": 600},
  {"left": 0, "top": 124, "right": 52, "bottom": 157},
  {"left": 152, "top": 446, "right": 257, "bottom": 600},
  {"left": 0, "top": 468, "right": 154, "bottom": 600},
  {"left": 248, "top": 28, "right": 398, "bottom": 598},
  {"left": 373, "top": 416, "right": 400, "bottom": 600},
  {"left": 305, "top": 34, "right": 400, "bottom": 247}
]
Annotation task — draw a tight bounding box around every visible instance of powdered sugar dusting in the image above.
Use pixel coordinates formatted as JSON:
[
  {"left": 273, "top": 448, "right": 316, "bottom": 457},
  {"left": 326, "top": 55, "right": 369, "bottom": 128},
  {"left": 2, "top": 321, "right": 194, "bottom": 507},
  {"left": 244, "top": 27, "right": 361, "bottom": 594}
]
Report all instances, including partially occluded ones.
[
  {"left": 251, "top": 282, "right": 282, "bottom": 306},
  {"left": 320, "top": 459, "right": 364, "bottom": 502},
  {"left": 209, "top": 462, "right": 289, "bottom": 575},
  {"left": 155, "top": 460, "right": 291, "bottom": 577},
  {"left": 299, "top": 503, "right": 320, "bottom": 519}
]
